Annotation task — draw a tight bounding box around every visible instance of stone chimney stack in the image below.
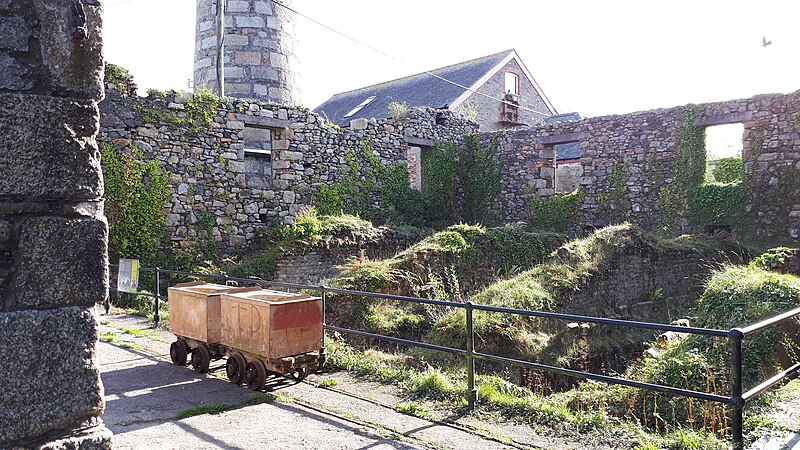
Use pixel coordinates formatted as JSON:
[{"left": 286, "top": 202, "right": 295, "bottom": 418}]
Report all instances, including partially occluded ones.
[{"left": 194, "top": 0, "right": 297, "bottom": 104}]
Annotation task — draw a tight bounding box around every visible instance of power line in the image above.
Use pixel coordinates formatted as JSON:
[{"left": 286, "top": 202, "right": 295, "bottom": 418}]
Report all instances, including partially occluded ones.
[
  {"left": 105, "top": 0, "right": 140, "bottom": 7},
  {"left": 271, "top": 0, "right": 553, "bottom": 118}
]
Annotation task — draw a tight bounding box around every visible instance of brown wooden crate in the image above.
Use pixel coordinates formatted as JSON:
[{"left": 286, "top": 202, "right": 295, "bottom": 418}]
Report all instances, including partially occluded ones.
[
  {"left": 219, "top": 289, "right": 322, "bottom": 360},
  {"left": 167, "top": 283, "right": 258, "bottom": 343}
]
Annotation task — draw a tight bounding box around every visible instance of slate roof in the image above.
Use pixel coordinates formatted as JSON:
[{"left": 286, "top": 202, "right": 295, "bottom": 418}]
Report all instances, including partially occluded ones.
[
  {"left": 555, "top": 142, "right": 581, "bottom": 161},
  {"left": 544, "top": 112, "right": 582, "bottom": 124},
  {"left": 313, "top": 50, "right": 514, "bottom": 126}
]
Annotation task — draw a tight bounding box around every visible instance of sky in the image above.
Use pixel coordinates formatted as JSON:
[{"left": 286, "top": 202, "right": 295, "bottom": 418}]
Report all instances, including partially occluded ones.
[{"left": 103, "top": 0, "right": 799, "bottom": 120}]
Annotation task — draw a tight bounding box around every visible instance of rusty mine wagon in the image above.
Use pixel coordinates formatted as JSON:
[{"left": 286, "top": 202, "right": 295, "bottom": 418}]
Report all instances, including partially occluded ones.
[{"left": 167, "top": 282, "right": 323, "bottom": 391}]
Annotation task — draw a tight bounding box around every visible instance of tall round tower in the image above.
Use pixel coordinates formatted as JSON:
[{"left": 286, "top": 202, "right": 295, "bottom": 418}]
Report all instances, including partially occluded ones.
[{"left": 194, "top": 0, "right": 297, "bottom": 104}]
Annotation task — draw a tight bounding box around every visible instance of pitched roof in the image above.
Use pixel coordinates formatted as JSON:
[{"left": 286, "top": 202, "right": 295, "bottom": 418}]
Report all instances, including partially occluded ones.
[
  {"left": 544, "top": 112, "right": 582, "bottom": 124},
  {"left": 314, "top": 50, "right": 515, "bottom": 126}
]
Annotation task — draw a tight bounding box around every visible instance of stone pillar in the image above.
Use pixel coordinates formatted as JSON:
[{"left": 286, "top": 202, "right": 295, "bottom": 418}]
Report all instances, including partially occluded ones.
[
  {"left": 194, "top": 0, "right": 297, "bottom": 104},
  {"left": 0, "top": 0, "right": 112, "bottom": 448}
]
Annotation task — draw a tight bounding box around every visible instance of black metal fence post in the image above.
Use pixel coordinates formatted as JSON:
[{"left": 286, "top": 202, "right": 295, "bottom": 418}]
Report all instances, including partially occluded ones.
[
  {"left": 319, "top": 287, "right": 327, "bottom": 369},
  {"left": 729, "top": 328, "right": 745, "bottom": 449},
  {"left": 154, "top": 267, "right": 161, "bottom": 328},
  {"left": 465, "top": 301, "right": 477, "bottom": 409},
  {"left": 104, "top": 265, "right": 112, "bottom": 315}
]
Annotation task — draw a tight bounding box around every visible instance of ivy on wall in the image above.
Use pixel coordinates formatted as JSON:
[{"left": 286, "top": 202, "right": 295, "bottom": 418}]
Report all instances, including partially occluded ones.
[
  {"left": 528, "top": 188, "right": 585, "bottom": 232},
  {"left": 687, "top": 182, "right": 745, "bottom": 229},
  {"left": 458, "top": 134, "right": 502, "bottom": 225},
  {"left": 597, "top": 159, "right": 632, "bottom": 224},
  {"left": 132, "top": 89, "right": 224, "bottom": 133},
  {"left": 658, "top": 106, "right": 707, "bottom": 229},
  {"left": 105, "top": 63, "right": 136, "bottom": 96},
  {"left": 100, "top": 142, "right": 170, "bottom": 262},
  {"left": 711, "top": 157, "right": 744, "bottom": 183},
  {"left": 313, "top": 134, "right": 502, "bottom": 227}
]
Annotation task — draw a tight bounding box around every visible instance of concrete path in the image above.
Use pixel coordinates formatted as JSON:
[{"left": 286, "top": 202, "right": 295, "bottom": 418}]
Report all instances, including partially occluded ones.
[{"left": 97, "top": 314, "right": 524, "bottom": 450}]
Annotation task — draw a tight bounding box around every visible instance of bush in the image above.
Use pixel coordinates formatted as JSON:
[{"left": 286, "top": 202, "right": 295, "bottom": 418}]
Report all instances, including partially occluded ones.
[
  {"left": 529, "top": 188, "right": 585, "bottom": 232},
  {"left": 712, "top": 157, "right": 743, "bottom": 183},
  {"left": 692, "top": 264, "right": 800, "bottom": 387},
  {"left": 101, "top": 142, "right": 170, "bottom": 262}
]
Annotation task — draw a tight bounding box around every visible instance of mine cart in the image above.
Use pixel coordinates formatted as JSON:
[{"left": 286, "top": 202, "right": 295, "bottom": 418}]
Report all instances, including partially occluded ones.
[
  {"left": 167, "top": 282, "right": 322, "bottom": 391},
  {"left": 218, "top": 289, "right": 323, "bottom": 390}
]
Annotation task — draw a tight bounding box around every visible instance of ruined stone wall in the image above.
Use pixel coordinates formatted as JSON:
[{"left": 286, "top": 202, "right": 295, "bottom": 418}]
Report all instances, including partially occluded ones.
[
  {"left": 0, "top": 0, "right": 112, "bottom": 448},
  {"left": 99, "top": 92, "right": 476, "bottom": 252},
  {"left": 273, "top": 234, "right": 421, "bottom": 285},
  {"left": 484, "top": 90, "right": 800, "bottom": 243}
]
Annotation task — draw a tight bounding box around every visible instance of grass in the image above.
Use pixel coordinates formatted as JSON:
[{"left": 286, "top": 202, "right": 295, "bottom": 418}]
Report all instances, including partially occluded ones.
[
  {"left": 394, "top": 402, "right": 430, "bottom": 418},
  {"left": 175, "top": 403, "right": 235, "bottom": 419},
  {"left": 177, "top": 393, "right": 295, "bottom": 420},
  {"left": 119, "top": 326, "right": 169, "bottom": 343},
  {"left": 319, "top": 378, "right": 338, "bottom": 388},
  {"left": 323, "top": 338, "right": 729, "bottom": 448},
  {"left": 99, "top": 331, "right": 145, "bottom": 350},
  {"left": 243, "top": 394, "right": 277, "bottom": 406},
  {"left": 119, "top": 292, "right": 169, "bottom": 326}
]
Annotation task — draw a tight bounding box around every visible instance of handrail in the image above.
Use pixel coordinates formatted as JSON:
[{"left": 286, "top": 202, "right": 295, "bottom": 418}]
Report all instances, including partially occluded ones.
[
  {"left": 107, "top": 262, "right": 800, "bottom": 449},
  {"left": 740, "top": 305, "right": 800, "bottom": 336}
]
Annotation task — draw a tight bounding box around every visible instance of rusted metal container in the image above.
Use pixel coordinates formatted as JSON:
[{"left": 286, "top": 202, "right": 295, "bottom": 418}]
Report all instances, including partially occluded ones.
[
  {"left": 219, "top": 289, "right": 323, "bottom": 360},
  {"left": 167, "top": 282, "right": 258, "bottom": 344}
]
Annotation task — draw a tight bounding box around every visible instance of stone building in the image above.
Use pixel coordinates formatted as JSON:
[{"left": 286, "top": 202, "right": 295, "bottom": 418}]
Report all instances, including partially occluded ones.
[
  {"left": 314, "top": 49, "right": 559, "bottom": 131},
  {"left": 194, "top": 0, "right": 297, "bottom": 104}
]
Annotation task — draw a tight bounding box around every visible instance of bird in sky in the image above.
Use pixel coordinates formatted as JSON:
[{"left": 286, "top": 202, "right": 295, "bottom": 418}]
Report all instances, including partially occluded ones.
[{"left": 762, "top": 36, "right": 773, "bottom": 47}]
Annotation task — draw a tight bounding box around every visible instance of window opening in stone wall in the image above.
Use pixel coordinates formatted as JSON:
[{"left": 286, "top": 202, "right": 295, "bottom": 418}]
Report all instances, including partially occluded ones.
[
  {"left": 242, "top": 125, "right": 272, "bottom": 157},
  {"left": 555, "top": 142, "right": 582, "bottom": 193},
  {"left": 242, "top": 125, "right": 273, "bottom": 190},
  {"left": 705, "top": 123, "right": 744, "bottom": 182},
  {"left": 344, "top": 96, "right": 377, "bottom": 118},
  {"left": 505, "top": 72, "right": 519, "bottom": 95}
]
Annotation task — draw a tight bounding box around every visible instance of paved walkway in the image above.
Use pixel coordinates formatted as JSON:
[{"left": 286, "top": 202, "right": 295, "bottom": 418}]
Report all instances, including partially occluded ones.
[{"left": 98, "top": 314, "right": 525, "bottom": 450}]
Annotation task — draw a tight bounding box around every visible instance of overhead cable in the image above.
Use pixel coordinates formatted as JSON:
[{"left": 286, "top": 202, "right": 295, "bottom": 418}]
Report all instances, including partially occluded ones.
[{"left": 271, "top": 0, "right": 553, "bottom": 117}]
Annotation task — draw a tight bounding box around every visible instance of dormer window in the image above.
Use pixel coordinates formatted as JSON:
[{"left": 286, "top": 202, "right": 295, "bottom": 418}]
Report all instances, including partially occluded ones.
[
  {"left": 504, "top": 72, "right": 519, "bottom": 95},
  {"left": 344, "top": 96, "right": 377, "bottom": 118}
]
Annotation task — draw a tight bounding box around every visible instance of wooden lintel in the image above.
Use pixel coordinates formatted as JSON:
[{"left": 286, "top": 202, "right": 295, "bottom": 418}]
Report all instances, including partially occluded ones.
[
  {"left": 536, "top": 132, "right": 585, "bottom": 145},
  {"left": 235, "top": 113, "right": 292, "bottom": 129}
]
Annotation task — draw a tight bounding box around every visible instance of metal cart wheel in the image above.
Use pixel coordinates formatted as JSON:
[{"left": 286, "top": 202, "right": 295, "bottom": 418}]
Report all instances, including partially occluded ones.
[
  {"left": 190, "top": 345, "right": 210, "bottom": 373},
  {"left": 226, "top": 352, "right": 247, "bottom": 385},
  {"left": 289, "top": 367, "right": 309, "bottom": 383},
  {"left": 170, "top": 339, "right": 188, "bottom": 366},
  {"left": 245, "top": 360, "right": 267, "bottom": 391}
]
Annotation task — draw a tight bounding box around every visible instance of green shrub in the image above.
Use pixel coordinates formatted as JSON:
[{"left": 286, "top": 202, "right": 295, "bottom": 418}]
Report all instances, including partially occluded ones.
[
  {"left": 712, "top": 157, "right": 744, "bottom": 183},
  {"left": 529, "top": 188, "right": 586, "bottom": 232},
  {"left": 458, "top": 134, "right": 502, "bottom": 224},
  {"left": 749, "top": 247, "right": 795, "bottom": 271},
  {"left": 105, "top": 63, "right": 136, "bottom": 95},
  {"left": 101, "top": 142, "right": 170, "bottom": 262},
  {"left": 692, "top": 264, "right": 800, "bottom": 387}
]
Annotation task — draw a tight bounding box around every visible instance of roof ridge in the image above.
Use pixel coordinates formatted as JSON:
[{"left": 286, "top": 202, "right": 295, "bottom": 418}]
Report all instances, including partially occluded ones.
[{"left": 326, "top": 49, "right": 515, "bottom": 99}]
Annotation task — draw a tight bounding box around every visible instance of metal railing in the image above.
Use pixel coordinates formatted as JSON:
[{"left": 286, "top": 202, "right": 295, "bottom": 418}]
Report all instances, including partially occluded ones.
[{"left": 108, "top": 264, "right": 800, "bottom": 449}]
